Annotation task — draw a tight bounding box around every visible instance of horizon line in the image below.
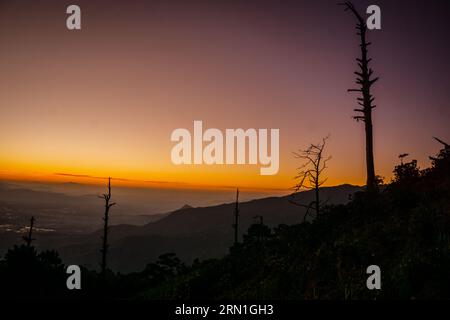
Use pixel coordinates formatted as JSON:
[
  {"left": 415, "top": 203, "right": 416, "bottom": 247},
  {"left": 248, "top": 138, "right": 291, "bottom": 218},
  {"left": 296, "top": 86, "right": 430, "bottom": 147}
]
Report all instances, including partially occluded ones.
[{"left": 0, "top": 173, "right": 363, "bottom": 194}]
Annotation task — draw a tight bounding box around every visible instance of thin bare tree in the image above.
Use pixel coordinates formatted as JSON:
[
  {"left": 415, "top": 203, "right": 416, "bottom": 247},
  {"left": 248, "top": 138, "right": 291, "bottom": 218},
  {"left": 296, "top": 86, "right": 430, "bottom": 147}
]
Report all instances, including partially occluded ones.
[
  {"left": 291, "top": 136, "right": 331, "bottom": 220},
  {"left": 22, "top": 216, "right": 36, "bottom": 247},
  {"left": 99, "top": 177, "right": 116, "bottom": 277},
  {"left": 340, "top": 1, "right": 379, "bottom": 192},
  {"left": 430, "top": 137, "right": 449, "bottom": 162}
]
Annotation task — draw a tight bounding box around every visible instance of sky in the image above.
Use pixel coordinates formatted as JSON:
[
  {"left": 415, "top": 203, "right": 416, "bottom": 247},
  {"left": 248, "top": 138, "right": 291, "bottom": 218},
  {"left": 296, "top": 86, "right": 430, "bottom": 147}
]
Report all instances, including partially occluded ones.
[{"left": 0, "top": 0, "right": 449, "bottom": 193}]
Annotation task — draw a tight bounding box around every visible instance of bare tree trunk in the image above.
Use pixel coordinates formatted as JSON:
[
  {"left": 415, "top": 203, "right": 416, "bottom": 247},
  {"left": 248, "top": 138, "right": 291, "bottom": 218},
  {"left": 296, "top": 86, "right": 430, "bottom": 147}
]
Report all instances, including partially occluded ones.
[
  {"left": 359, "top": 18, "right": 376, "bottom": 192},
  {"left": 100, "top": 177, "right": 115, "bottom": 277},
  {"left": 101, "top": 205, "right": 110, "bottom": 276},
  {"left": 365, "top": 113, "right": 376, "bottom": 192},
  {"left": 341, "top": 1, "right": 378, "bottom": 192},
  {"left": 23, "top": 216, "right": 35, "bottom": 247}
]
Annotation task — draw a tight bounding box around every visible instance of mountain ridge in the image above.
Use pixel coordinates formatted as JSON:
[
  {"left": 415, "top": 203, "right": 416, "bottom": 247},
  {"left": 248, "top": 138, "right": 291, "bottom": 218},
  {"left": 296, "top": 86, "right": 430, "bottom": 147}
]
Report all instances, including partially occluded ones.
[{"left": 59, "top": 184, "right": 362, "bottom": 272}]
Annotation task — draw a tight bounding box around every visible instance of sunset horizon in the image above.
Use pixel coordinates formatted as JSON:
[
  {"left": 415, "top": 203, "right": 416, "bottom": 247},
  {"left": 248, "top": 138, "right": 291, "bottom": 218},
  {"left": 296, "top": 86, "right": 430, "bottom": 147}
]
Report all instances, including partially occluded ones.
[
  {"left": 1, "top": 0, "right": 449, "bottom": 305},
  {"left": 1, "top": 1, "right": 447, "bottom": 195}
]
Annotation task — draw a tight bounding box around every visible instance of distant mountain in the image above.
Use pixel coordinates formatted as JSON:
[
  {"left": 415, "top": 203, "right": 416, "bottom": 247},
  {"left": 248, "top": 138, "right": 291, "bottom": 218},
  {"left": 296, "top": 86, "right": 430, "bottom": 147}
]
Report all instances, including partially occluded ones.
[
  {"left": 179, "top": 204, "right": 193, "bottom": 210},
  {"left": 0, "top": 182, "right": 171, "bottom": 235},
  {"left": 59, "top": 185, "right": 362, "bottom": 272}
]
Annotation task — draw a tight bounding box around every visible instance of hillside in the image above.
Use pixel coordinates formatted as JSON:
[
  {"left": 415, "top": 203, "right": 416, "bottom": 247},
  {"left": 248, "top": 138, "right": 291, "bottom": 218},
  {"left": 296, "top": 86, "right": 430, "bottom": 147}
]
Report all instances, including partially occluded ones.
[
  {"left": 59, "top": 185, "right": 361, "bottom": 272},
  {"left": 138, "top": 143, "right": 450, "bottom": 299}
]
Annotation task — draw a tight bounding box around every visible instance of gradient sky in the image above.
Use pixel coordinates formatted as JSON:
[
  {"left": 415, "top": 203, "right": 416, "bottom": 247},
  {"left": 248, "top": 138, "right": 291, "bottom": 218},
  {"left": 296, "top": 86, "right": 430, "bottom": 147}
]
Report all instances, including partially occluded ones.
[{"left": 0, "top": 0, "right": 449, "bottom": 192}]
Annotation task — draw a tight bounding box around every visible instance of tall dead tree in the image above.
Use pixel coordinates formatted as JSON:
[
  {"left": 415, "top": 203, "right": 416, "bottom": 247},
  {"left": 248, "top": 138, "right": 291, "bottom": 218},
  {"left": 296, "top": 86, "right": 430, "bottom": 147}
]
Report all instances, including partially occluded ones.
[
  {"left": 22, "top": 216, "right": 36, "bottom": 247},
  {"left": 232, "top": 188, "right": 239, "bottom": 245},
  {"left": 291, "top": 136, "right": 331, "bottom": 220},
  {"left": 341, "top": 1, "right": 378, "bottom": 192},
  {"left": 99, "top": 177, "right": 115, "bottom": 277}
]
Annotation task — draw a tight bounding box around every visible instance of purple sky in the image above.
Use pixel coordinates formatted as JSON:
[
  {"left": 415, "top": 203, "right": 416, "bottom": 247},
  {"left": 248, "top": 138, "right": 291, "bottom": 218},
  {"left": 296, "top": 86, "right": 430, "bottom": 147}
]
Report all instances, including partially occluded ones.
[{"left": 0, "top": 0, "right": 449, "bottom": 190}]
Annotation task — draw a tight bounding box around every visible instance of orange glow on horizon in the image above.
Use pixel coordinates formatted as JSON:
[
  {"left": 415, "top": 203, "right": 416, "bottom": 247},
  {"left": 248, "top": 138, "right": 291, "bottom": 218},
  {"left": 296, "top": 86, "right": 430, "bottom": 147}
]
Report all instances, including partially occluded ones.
[
  {"left": 1, "top": 1, "right": 445, "bottom": 194},
  {"left": 0, "top": 158, "right": 366, "bottom": 193}
]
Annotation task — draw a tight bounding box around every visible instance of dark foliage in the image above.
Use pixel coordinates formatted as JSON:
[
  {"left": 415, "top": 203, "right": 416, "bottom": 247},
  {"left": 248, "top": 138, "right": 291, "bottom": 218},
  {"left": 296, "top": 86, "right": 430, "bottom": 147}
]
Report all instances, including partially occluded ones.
[
  {"left": 0, "top": 245, "right": 67, "bottom": 299},
  {"left": 141, "top": 143, "right": 450, "bottom": 300}
]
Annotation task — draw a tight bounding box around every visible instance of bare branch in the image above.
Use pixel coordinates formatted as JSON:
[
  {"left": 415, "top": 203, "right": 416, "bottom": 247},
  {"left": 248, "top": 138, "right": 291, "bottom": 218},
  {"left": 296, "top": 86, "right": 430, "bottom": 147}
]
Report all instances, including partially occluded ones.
[
  {"left": 433, "top": 136, "right": 449, "bottom": 148},
  {"left": 291, "top": 136, "right": 331, "bottom": 218}
]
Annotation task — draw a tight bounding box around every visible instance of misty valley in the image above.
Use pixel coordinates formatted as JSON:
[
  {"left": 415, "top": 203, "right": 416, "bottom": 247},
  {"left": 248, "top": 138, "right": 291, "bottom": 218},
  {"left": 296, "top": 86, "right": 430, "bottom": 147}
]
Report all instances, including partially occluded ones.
[{"left": 0, "top": 180, "right": 360, "bottom": 271}]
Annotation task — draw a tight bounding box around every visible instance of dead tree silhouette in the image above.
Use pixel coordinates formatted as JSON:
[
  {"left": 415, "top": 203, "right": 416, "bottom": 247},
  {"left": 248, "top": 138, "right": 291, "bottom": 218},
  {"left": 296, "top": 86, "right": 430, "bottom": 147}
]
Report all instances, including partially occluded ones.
[
  {"left": 291, "top": 136, "right": 331, "bottom": 221},
  {"left": 22, "top": 216, "right": 36, "bottom": 247},
  {"left": 432, "top": 137, "right": 449, "bottom": 149},
  {"left": 340, "top": 1, "right": 378, "bottom": 192},
  {"left": 232, "top": 188, "right": 239, "bottom": 245},
  {"left": 430, "top": 137, "right": 449, "bottom": 162},
  {"left": 99, "top": 177, "right": 116, "bottom": 277}
]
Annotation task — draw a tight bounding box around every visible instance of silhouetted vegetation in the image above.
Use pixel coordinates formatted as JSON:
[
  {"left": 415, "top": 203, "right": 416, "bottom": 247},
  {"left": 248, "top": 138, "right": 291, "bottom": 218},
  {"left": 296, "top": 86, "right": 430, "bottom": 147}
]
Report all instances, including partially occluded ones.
[
  {"left": 140, "top": 140, "right": 449, "bottom": 299},
  {"left": 1, "top": 141, "right": 448, "bottom": 299},
  {"left": 0, "top": 245, "right": 67, "bottom": 299}
]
